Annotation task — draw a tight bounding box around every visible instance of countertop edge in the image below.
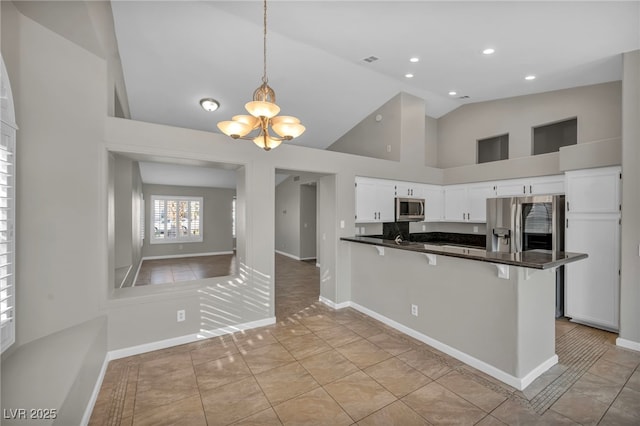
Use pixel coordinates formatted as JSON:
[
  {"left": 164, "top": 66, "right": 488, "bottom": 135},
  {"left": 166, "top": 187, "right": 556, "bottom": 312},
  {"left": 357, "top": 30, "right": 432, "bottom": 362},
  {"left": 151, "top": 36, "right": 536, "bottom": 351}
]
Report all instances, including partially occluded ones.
[{"left": 340, "top": 236, "right": 588, "bottom": 270}]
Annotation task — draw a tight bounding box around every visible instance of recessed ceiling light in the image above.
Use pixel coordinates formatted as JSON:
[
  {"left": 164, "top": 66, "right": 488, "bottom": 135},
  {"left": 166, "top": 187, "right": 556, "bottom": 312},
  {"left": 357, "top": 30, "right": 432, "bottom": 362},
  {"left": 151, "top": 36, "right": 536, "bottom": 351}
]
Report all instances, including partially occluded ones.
[
  {"left": 200, "top": 98, "right": 220, "bottom": 112},
  {"left": 405, "top": 73, "right": 414, "bottom": 78},
  {"left": 482, "top": 48, "right": 495, "bottom": 55},
  {"left": 448, "top": 91, "right": 457, "bottom": 96},
  {"left": 409, "top": 57, "right": 420, "bottom": 63},
  {"left": 525, "top": 75, "right": 536, "bottom": 80}
]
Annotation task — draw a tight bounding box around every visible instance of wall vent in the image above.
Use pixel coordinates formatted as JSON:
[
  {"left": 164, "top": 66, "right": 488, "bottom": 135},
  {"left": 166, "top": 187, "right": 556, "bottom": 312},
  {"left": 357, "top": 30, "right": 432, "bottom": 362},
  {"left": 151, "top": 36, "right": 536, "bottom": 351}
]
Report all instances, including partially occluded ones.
[
  {"left": 458, "top": 95, "right": 470, "bottom": 99},
  {"left": 293, "top": 176, "right": 300, "bottom": 182},
  {"left": 363, "top": 56, "right": 379, "bottom": 63}
]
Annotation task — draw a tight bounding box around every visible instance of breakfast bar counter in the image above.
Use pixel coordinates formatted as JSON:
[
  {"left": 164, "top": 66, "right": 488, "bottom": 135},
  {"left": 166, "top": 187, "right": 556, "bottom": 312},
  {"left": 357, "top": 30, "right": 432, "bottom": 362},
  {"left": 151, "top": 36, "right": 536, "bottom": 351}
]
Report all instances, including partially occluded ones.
[{"left": 340, "top": 236, "right": 588, "bottom": 390}]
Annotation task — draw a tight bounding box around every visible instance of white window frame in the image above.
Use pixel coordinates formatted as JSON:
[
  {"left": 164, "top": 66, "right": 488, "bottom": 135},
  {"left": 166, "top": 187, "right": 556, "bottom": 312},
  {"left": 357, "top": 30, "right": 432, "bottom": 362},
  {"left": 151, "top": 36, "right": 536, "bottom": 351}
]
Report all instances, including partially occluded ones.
[
  {"left": 1, "top": 55, "right": 16, "bottom": 354},
  {"left": 150, "top": 195, "right": 203, "bottom": 244}
]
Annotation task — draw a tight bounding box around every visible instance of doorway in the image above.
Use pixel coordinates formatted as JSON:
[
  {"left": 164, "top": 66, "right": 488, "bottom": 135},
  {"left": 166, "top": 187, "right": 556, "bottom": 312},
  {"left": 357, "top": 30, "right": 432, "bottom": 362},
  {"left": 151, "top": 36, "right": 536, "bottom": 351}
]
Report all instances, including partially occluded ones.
[{"left": 274, "top": 170, "right": 331, "bottom": 321}]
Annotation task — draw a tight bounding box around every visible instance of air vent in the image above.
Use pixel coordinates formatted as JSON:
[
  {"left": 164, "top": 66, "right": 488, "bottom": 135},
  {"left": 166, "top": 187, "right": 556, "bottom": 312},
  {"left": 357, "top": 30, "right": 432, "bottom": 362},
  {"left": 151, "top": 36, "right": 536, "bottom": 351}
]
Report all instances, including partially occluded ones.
[
  {"left": 458, "top": 95, "right": 470, "bottom": 99},
  {"left": 293, "top": 176, "right": 300, "bottom": 182},
  {"left": 363, "top": 56, "right": 379, "bottom": 63}
]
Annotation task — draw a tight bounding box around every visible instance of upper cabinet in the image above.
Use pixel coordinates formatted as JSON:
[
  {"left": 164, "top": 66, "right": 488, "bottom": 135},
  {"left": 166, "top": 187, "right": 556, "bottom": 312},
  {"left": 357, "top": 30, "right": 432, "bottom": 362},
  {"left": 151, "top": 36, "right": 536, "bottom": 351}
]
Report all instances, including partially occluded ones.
[
  {"left": 394, "top": 181, "right": 423, "bottom": 198},
  {"left": 422, "top": 184, "right": 444, "bottom": 222},
  {"left": 565, "top": 167, "right": 621, "bottom": 214},
  {"left": 355, "top": 177, "right": 395, "bottom": 223},
  {"left": 444, "top": 183, "right": 495, "bottom": 222},
  {"left": 495, "top": 175, "right": 564, "bottom": 197}
]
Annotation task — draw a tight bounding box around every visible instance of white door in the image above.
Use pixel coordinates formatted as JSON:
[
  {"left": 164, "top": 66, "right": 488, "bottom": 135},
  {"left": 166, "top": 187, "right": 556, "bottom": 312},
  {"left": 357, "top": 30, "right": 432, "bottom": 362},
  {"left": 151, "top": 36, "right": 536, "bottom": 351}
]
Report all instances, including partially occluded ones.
[{"left": 565, "top": 214, "right": 620, "bottom": 331}]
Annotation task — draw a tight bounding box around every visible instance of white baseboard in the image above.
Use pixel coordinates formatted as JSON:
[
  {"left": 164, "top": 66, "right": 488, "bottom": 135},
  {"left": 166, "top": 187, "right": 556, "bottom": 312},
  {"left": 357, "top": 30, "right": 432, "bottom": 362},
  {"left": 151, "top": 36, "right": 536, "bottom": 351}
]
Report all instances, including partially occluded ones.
[
  {"left": 83, "top": 316, "right": 276, "bottom": 423},
  {"left": 275, "top": 250, "right": 300, "bottom": 260},
  {"left": 142, "top": 251, "right": 234, "bottom": 261},
  {"left": 318, "top": 296, "right": 350, "bottom": 310},
  {"left": 616, "top": 337, "right": 640, "bottom": 352},
  {"left": 348, "top": 301, "right": 554, "bottom": 391},
  {"left": 108, "top": 317, "right": 276, "bottom": 360},
  {"left": 81, "top": 354, "right": 110, "bottom": 426}
]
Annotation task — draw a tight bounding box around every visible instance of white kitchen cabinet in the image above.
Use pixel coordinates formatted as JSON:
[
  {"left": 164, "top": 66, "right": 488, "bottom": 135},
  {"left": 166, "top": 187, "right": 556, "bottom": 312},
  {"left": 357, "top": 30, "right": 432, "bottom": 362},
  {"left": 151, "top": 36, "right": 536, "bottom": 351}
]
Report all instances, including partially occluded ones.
[
  {"left": 565, "top": 166, "right": 621, "bottom": 214},
  {"left": 422, "top": 184, "right": 444, "bottom": 221},
  {"left": 394, "top": 181, "right": 423, "bottom": 198},
  {"left": 444, "top": 183, "right": 494, "bottom": 222},
  {"left": 468, "top": 183, "right": 496, "bottom": 222},
  {"left": 355, "top": 177, "right": 395, "bottom": 223},
  {"left": 565, "top": 214, "right": 620, "bottom": 331},
  {"left": 444, "top": 185, "right": 468, "bottom": 222},
  {"left": 564, "top": 166, "right": 621, "bottom": 331},
  {"left": 495, "top": 175, "right": 564, "bottom": 196}
]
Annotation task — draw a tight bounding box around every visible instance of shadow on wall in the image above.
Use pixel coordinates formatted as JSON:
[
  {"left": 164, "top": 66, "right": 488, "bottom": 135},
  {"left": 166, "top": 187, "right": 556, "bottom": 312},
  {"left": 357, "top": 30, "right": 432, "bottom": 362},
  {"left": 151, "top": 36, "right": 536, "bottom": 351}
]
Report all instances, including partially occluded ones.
[{"left": 196, "top": 261, "right": 272, "bottom": 336}]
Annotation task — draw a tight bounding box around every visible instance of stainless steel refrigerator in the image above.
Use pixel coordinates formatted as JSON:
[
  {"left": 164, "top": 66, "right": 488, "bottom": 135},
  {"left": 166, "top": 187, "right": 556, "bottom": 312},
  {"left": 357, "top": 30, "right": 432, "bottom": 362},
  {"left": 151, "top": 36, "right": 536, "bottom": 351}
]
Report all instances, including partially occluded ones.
[{"left": 486, "top": 195, "right": 565, "bottom": 317}]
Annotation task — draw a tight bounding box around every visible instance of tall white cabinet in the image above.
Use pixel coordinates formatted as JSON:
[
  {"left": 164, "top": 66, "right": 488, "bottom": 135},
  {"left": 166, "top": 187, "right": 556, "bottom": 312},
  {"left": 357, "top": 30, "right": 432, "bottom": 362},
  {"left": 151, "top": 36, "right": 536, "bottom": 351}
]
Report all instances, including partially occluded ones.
[{"left": 565, "top": 166, "right": 621, "bottom": 331}]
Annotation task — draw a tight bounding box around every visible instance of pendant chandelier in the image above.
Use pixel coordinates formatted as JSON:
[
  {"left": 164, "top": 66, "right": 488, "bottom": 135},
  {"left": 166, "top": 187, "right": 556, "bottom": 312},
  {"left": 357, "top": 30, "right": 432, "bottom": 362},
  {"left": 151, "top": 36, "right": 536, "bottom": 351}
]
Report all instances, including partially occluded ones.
[{"left": 217, "top": 0, "right": 305, "bottom": 151}]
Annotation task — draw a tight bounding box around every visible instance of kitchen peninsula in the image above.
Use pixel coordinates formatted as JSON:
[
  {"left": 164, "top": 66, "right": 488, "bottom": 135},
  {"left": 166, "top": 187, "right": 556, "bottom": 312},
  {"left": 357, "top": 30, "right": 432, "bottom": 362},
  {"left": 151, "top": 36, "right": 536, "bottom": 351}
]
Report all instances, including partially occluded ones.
[{"left": 340, "top": 235, "right": 587, "bottom": 390}]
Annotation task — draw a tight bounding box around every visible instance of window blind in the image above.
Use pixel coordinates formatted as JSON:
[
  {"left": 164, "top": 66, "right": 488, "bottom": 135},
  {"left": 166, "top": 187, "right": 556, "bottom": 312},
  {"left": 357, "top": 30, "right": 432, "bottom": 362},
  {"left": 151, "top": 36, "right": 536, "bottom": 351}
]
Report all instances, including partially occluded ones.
[
  {"left": 150, "top": 195, "right": 203, "bottom": 244},
  {"left": 0, "top": 123, "right": 15, "bottom": 353}
]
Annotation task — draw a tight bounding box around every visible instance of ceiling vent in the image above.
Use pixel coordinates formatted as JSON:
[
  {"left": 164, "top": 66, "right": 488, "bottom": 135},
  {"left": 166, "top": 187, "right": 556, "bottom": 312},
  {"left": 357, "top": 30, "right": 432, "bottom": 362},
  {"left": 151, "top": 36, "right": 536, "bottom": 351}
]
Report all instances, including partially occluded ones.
[
  {"left": 362, "top": 56, "right": 379, "bottom": 63},
  {"left": 458, "top": 95, "right": 470, "bottom": 99}
]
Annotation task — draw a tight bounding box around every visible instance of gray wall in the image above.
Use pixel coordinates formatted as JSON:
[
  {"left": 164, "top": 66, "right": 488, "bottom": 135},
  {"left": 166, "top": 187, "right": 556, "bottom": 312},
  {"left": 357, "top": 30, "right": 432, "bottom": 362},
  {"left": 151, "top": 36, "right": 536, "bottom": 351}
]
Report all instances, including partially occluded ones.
[
  {"left": 424, "top": 115, "right": 438, "bottom": 167},
  {"left": 620, "top": 50, "right": 640, "bottom": 346},
  {"left": 327, "top": 93, "right": 402, "bottom": 161},
  {"left": 2, "top": 1, "right": 640, "bottom": 418},
  {"left": 113, "top": 154, "right": 143, "bottom": 287},
  {"left": 438, "top": 81, "right": 622, "bottom": 169},
  {"left": 299, "top": 184, "right": 317, "bottom": 260},
  {"left": 274, "top": 176, "right": 301, "bottom": 258},
  {"left": 274, "top": 176, "right": 317, "bottom": 260},
  {"left": 327, "top": 92, "right": 428, "bottom": 167},
  {"left": 2, "top": 0, "right": 106, "bottom": 348},
  {"left": 141, "top": 183, "right": 235, "bottom": 258}
]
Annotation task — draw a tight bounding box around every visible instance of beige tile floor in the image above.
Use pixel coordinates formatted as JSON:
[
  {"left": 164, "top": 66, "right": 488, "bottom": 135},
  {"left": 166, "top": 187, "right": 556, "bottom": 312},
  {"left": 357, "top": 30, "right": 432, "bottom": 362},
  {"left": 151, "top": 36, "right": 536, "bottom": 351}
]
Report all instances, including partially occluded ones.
[{"left": 91, "top": 255, "right": 640, "bottom": 425}]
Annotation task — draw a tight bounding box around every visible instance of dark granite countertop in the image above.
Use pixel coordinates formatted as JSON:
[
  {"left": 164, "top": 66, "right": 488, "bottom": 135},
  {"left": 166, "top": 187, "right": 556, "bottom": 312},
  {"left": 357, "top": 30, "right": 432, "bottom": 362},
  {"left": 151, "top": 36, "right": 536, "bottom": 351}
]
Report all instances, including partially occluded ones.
[{"left": 341, "top": 236, "right": 587, "bottom": 270}]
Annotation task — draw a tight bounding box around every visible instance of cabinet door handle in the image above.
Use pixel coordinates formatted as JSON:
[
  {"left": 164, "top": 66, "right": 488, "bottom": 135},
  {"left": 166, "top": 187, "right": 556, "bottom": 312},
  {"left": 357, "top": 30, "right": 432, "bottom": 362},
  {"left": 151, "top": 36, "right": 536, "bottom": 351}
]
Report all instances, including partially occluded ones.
[
  {"left": 529, "top": 185, "right": 532, "bottom": 194},
  {"left": 523, "top": 185, "right": 526, "bottom": 194}
]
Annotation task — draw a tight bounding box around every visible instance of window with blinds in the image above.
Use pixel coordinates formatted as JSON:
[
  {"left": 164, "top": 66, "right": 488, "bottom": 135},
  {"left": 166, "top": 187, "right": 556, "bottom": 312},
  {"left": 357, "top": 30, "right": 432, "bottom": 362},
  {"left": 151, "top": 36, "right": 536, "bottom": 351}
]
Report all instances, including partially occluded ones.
[
  {"left": 0, "top": 122, "right": 15, "bottom": 354},
  {"left": 150, "top": 195, "right": 203, "bottom": 244}
]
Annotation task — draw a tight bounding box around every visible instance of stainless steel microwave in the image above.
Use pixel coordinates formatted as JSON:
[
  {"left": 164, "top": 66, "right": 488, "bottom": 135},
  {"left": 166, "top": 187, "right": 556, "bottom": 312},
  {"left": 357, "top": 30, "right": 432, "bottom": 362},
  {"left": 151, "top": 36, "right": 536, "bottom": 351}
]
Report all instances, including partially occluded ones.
[{"left": 395, "top": 197, "right": 425, "bottom": 222}]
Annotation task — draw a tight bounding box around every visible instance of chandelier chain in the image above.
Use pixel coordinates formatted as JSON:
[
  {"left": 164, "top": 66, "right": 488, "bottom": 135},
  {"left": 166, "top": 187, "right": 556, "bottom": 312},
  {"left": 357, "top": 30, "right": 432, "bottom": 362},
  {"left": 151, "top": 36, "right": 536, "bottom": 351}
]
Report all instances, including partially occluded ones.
[{"left": 262, "top": 0, "right": 268, "bottom": 84}]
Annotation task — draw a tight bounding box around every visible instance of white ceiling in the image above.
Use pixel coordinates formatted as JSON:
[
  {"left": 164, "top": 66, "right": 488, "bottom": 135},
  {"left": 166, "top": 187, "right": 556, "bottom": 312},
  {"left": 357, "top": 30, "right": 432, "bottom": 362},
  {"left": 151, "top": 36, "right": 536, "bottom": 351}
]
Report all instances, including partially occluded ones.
[
  {"left": 110, "top": 1, "right": 640, "bottom": 150},
  {"left": 139, "top": 161, "right": 239, "bottom": 188}
]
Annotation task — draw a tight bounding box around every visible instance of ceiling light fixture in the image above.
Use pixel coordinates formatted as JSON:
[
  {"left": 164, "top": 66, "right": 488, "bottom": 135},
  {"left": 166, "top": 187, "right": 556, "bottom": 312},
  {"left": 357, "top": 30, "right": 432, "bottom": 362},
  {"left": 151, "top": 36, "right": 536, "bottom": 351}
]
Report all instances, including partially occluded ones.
[
  {"left": 525, "top": 75, "right": 536, "bottom": 80},
  {"left": 409, "top": 57, "right": 420, "bottom": 63},
  {"left": 217, "top": 0, "right": 305, "bottom": 151},
  {"left": 200, "top": 98, "right": 220, "bottom": 112},
  {"left": 448, "top": 91, "right": 457, "bottom": 96},
  {"left": 405, "top": 73, "right": 414, "bottom": 78},
  {"left": 482, "top": 48, "right": 495, "bottom": 55}
]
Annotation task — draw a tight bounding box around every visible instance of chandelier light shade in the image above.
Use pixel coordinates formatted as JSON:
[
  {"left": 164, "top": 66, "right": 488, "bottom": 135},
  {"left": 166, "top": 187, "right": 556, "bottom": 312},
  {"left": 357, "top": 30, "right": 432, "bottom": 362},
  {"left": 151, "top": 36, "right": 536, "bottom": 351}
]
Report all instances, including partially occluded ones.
[{"left": 217, "top": 0, "right": 305, "bottom": 151}]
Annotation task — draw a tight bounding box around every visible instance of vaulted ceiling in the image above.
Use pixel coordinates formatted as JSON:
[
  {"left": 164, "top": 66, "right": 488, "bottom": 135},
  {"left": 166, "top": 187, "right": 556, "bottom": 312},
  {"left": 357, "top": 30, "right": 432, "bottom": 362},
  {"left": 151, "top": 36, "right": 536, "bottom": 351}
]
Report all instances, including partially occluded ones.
[{"left": 12, "top": 1, "right": 640, "bottom": 154}]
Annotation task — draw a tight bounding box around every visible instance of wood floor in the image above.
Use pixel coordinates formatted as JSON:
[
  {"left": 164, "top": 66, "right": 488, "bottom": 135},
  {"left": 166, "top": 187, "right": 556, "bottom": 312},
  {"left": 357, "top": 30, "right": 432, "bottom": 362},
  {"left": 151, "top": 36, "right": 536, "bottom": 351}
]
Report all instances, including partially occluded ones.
[
  {"left": 134, "top": 254, "right": 236, "bottom": 286},
  {"left": 89, "top": 255, "right": 640, "bottom": 425}
]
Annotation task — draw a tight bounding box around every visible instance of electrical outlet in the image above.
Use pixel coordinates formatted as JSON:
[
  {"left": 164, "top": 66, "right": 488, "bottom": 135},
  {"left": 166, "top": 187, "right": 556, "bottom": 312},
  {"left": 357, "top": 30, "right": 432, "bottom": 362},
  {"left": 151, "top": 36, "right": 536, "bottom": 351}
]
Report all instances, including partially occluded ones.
[
  {"left": 473, "top": 226, "right": 478, "bottom": 233},
  {"left": 177, "top": 309, "right": 186, "bottom": 322},
  {"left": 422, "top": 225, "right": 426, "bottom": 231},
  {"left": 411, "top": 304, "right": 418, "bottom": 316},
  {"left": 178, "top": 244, "right": 184, "bottom": 250}
]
